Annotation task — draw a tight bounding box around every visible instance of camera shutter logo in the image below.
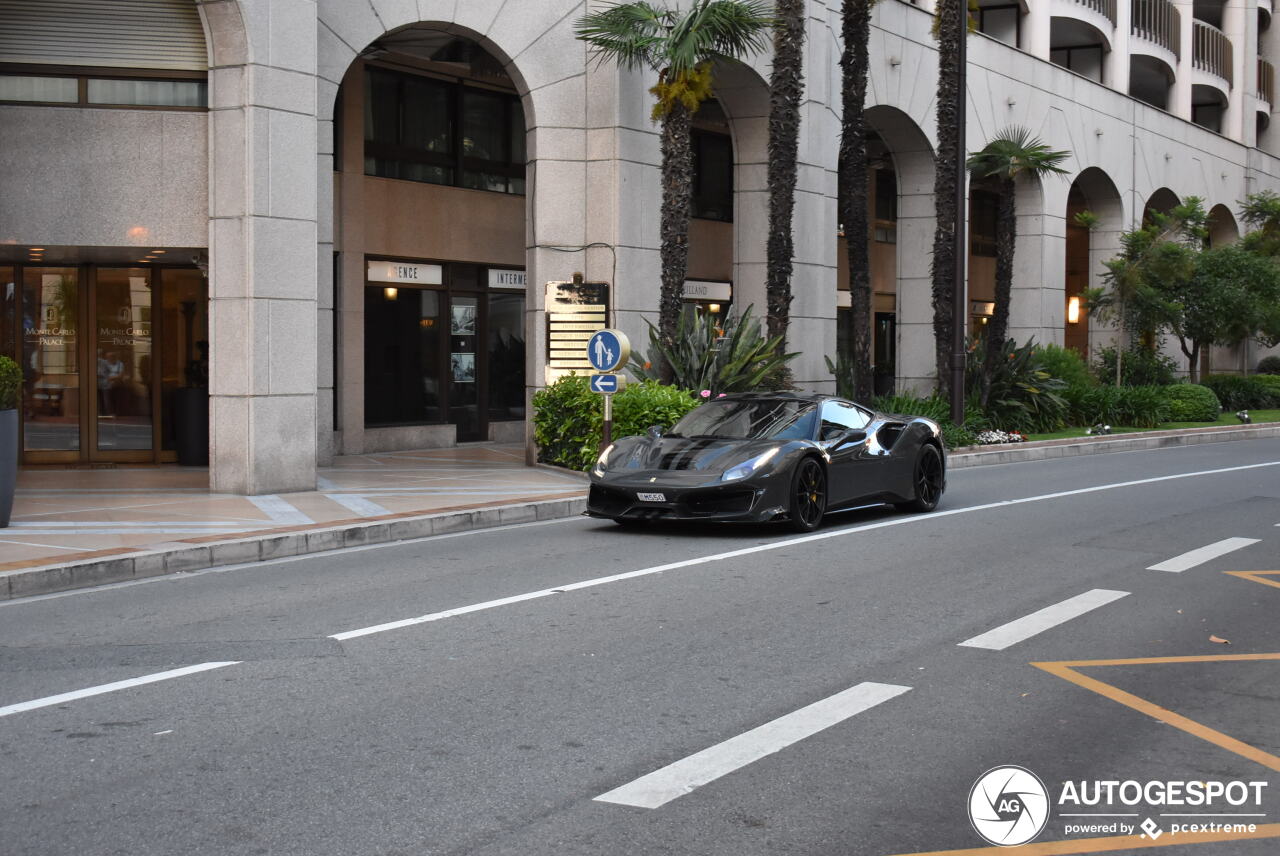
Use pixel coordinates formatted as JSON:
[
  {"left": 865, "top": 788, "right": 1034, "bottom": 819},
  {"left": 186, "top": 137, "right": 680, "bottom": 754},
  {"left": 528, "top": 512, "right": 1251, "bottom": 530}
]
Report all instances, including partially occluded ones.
[{"left": 968, "top": 766, "right": 1050, "bottom": 846}]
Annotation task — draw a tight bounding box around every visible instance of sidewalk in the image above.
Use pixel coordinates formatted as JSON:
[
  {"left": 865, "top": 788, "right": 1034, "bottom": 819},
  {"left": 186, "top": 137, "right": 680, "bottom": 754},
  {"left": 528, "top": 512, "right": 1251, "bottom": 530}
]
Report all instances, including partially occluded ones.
[
  {"left": 1, "top": 444, "right": 587, "bottom": 597},
  {"left": 3, "top": 423, "right": 1278, "bottom": 600}
]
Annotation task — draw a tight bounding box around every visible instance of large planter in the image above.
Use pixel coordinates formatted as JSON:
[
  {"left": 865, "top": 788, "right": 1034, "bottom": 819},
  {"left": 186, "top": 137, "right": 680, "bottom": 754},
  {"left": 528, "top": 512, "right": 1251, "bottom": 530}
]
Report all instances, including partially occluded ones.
[{"left": 0, "top": 409, "right": 15, "bottom": 528}]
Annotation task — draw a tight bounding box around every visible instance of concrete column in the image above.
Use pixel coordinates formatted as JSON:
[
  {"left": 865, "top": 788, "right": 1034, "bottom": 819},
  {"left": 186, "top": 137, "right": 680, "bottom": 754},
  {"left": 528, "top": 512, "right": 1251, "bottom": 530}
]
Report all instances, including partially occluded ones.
[
  {"left": 1007, "top": 177, "right": 1065, "bottom": 347},
  {"left": 1171, "top": 1, "right": 1195, "bottom": 121},
  {"left": 1025, "top": 0, "right": 1052, "bottom": 60},
  {"left": 1109, "top": 0, "right": 1132, "bottom": 94},
  {"left": 1263, "top": 2, "right": 1280, "bottom": 154},
  {"left": 202, "top": 0, "right": 320, "bottom": 495},
  {"left": 893, "top": 147, "right": 941, "bottom": 395},
  {"left": 1223, "top": 0, "right": 1251, "bottom": 142}
]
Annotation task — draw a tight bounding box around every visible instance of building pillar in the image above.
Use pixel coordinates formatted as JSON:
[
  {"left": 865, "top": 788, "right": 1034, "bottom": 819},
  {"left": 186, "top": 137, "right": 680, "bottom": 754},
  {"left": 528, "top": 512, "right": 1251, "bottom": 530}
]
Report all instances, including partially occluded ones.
[
  {"left": 203, "top": 0, "right": 320, "bottom": 494},
  {"left": 1108, "top": 0, "right": 1132, "bottom": 94},
  {"left": 1171, "top": 1, "right": 1195, "bottom": 121},
  {"left": 1223, "top": 0, "right": 1253, "bottom": 144},
  {"left": 1025, "top": 0, "right": 1051, "bottom": 60}
]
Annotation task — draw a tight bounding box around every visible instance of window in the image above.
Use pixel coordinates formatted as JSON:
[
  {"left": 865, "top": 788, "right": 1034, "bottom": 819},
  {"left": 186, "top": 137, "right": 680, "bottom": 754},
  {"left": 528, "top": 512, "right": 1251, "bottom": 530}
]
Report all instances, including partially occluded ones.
[
  {"left": 487, "top": 291, "right": 525, "bottom": 421},
  {"left": 692, "top": 130, "right": 734, "bottom": 221},
  {"left": 0, "top": 69, "right": 206, "bottom": 108},
  {"left": 363, "top": 66, "right": 525, "bottom": 195},
  {"left": 970, "top": 188, "right": 999, "bottom": 257},
  {"left": 819, "top": 400, "right": 870, "bottom": 441}
]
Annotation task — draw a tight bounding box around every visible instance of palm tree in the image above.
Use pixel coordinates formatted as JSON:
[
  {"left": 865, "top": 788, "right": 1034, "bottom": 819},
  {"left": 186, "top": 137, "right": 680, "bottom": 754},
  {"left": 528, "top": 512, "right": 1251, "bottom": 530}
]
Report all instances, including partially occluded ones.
[
  {"left": 966, "top": 127, "right": 1069, "bottom": 405},
  {"left": 576, "top": 1, "right": 773, "bottom": 382},
  {"left": 766, "top": 0, "right": 805, "bottom": 345},
  {"left": 838, "top": 0, "right": 879, "bottom": 402},
  {"left": 929, "top": 0, "right": 967, "bottom": 402}
]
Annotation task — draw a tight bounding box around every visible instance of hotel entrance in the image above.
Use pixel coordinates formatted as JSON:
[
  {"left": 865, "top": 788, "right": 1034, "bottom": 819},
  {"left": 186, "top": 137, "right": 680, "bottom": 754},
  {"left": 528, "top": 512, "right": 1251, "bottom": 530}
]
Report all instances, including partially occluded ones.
[{"left": 1, "top": 263, "right": 207, "bottom": 465}]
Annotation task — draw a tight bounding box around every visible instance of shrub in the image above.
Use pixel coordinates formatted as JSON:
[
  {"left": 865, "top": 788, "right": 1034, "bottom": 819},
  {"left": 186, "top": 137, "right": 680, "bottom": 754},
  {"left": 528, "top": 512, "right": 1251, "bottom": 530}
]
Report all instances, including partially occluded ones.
[
  {"left": 1035, "top": 344, "right": 1094, "bottom": 389},
  {"left": 1093, "top": 346, "right": 1178, "bottom": 387},
  {"left": 1254, "top": 374, "right": 1280, "bottom": 403},
  {"left": 532, "top": 376, "right": 699, "bottom": 471},
  {"left": 1201, "top": 374, "right": 1279, "bottom": 411},
  {"left": 630, "top": 305, "right": 797, "bottom": 394},
  {"left": 1063, "top": 384, "right": 1168, "bottom": 428},
  {"left": 1257, "top": 355, "right": 1280, "bottom": 375},
  {"left": 0, "top": 356, "right": 20, "bottom": 411},
  {"left": 966, "top": 338, "right": 1068, "bottom": 433},
  {"left": 1114, "top": 385, "right": 1170, "bottom": 429},
  {"left": 1161, "top": 384, "right": 1221, "bottom": 422}
]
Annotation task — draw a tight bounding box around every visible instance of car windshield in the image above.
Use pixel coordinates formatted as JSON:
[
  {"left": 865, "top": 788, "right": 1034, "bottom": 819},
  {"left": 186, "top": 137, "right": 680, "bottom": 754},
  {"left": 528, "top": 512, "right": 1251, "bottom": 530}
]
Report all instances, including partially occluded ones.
[{"left": 669, "top": 400, "right": 817, "bottom": 441}]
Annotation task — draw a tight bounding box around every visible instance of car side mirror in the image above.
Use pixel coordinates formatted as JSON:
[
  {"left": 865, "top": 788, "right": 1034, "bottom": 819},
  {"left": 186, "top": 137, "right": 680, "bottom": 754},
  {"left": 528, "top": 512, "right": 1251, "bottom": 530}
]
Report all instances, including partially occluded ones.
[
  {"left": 647, "top": 425, "right": 664, "bottom": 440},
  {"left": 834, "top": 429, "right": 866, "bottom": 449}
]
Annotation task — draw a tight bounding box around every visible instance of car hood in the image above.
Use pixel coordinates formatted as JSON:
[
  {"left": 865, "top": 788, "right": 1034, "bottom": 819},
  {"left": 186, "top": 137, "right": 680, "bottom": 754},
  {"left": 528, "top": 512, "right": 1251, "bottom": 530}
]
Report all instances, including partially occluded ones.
[{"left": 616, "top": 436, "right": 786, "bottom": 473}]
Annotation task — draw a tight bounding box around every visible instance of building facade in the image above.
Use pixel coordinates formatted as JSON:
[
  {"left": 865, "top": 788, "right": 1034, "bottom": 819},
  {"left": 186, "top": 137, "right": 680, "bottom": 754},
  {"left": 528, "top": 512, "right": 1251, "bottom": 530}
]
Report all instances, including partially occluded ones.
[{"left": 1, "top": 0, "right": 1278, "bottom": 494}]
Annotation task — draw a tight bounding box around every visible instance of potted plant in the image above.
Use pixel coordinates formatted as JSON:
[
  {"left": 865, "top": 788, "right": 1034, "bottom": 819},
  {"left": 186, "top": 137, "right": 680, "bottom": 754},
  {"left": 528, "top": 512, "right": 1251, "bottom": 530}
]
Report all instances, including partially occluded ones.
[{"left": 0, "top": 354, "right": 20, "bottom": 527}]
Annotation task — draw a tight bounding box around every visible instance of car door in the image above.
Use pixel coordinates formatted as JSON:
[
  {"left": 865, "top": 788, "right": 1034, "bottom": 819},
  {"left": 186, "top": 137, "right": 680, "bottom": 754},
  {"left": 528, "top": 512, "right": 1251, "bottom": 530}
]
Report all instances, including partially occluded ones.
[{"left": 817, "top": 400, "right": 877, "bottom": 506}]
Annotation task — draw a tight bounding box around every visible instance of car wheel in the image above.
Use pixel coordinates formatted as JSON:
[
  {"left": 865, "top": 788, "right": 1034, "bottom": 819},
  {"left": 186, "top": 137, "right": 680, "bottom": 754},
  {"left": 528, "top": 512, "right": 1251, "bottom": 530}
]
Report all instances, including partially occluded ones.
[
  {"left": 787, "top": 457, "right": 827, "bottom": 532},
  {"left": 897, "top": 444, "right": 944, "bottom": 513}
]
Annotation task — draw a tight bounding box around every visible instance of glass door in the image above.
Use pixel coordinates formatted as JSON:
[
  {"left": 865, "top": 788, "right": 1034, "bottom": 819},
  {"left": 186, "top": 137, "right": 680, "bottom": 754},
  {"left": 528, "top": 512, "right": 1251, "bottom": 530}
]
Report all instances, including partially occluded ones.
[
  {"left": 448, "top": 293, "right": 481, "bottom": 442},
  {"left": 90, "top": 268, "right": 156, "bottom": 459},
  {"left": 22, "top": 267, "right": 82, "bottom": 460}
]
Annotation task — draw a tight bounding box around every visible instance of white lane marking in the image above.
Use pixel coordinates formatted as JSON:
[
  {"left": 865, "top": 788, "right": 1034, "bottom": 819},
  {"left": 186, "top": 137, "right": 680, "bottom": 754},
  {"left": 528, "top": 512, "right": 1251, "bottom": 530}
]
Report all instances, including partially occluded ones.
[
  {"left": 594, "top": 682, "right": 911, "bottom": 809},
  {"left": 958, "top": 589, "right": 1130, "bottom": 651},
  {"left": 0, "top": 662, "right": 240, "bottom": 718},
  {"left": 329, "top": 460, "right": 1280, "bottom": 641},
  {"left": 247, "top": 495, "right": 313, "bottom": 526},
  {"left": 326, "top": 494, "right": 393, "bottom": 518},
  {"left": 1146, "top": 537, "right": 1262, "bottom": 573}
]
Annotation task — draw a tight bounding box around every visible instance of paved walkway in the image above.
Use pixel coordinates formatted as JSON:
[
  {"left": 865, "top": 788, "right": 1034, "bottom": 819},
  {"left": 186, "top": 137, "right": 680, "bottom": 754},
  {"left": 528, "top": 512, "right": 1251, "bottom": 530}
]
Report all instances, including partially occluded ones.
[{"left": 0, "top": 444, "right": 586, "bottom": 575}]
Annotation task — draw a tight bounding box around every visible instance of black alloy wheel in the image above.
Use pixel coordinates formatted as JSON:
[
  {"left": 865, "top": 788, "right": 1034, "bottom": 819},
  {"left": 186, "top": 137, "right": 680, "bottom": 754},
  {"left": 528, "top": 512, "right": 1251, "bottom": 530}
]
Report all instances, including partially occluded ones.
[
  {"left": 787, "top": 458, "right": 827, "bottom": 532},
  {"left": 898, "top": 444, "right": 944, "bottom": 512}
]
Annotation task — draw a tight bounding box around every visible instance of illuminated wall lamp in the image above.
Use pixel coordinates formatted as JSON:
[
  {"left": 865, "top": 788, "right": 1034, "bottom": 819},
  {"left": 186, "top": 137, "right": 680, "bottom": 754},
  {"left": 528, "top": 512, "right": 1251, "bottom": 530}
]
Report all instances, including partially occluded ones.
[
  {"left": 384, "top": 287, "right": 398, "bottom": 301},
  {"left": 707, "top": 303, "right": 722, "bottom": 314},
  {"left": 1067, "top": 295, "right": 1081, "bottom": 324}
]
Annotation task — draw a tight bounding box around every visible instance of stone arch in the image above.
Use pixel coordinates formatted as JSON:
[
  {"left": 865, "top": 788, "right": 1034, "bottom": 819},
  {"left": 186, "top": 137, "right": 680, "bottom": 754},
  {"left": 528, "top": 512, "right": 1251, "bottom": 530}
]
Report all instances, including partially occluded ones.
[
  {"left": 1143, "top": 187, "right": 1181, "bottom": 223},
  {"left": 1065, "top": 167, "right": 1125, "bottom": 360},
  {"left": 865, "top": 104, "right": 936, "bottom": 394},
  {"left": 1208, "top": 203, "right": 1239, "bottom": 246}
]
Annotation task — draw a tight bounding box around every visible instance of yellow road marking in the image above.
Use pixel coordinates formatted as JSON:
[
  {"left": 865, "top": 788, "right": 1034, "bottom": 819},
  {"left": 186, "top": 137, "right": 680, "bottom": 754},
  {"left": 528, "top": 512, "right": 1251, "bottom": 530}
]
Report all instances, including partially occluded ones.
[
  {"left": 1031, "top": 654, "right": 1280, "bottom": 773},
  {"left": 886, "top": 822, "right": 1280, "bottom": 855},
  {"left": 1224, "top": 570, "right": 1280, "bottom": 590}
]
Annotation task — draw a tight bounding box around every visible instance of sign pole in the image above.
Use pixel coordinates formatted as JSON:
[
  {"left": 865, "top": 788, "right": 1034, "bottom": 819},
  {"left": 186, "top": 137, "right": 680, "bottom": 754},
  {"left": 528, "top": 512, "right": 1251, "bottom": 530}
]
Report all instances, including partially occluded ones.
[{"left": 602, "top": 393, "right": 613, "bottom": 450}]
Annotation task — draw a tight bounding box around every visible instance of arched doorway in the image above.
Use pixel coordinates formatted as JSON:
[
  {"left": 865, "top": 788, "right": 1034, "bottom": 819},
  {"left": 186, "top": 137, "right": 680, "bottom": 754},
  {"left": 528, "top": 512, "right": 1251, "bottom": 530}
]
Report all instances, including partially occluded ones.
[
  {"left": 1208, "top": 203, "right": 1240, "bottom": 246},
  {"left": 863, "top": 106, "right": 936, "bottom": 394},
  {"left": 1143, "top": 187, "right": 1180, "bottom": 223},
  {"left": 330, "top": 24, "right": 530, "bottom": 450},
  {"left": 1064, "top": 168, "right": 1125, "bottom": 359}
]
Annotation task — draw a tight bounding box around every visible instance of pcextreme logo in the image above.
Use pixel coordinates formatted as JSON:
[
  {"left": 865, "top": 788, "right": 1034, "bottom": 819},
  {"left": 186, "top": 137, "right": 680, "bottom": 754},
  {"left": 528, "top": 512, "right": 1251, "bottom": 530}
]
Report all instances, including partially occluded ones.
[{"left": 968, "top": 766, "right": 1051, "bottom": 846}]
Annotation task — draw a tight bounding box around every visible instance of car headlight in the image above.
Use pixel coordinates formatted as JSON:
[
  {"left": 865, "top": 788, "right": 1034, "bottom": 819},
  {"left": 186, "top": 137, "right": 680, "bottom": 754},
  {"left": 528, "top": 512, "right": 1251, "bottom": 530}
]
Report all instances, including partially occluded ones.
[
  {"left": 592, "top": 444, "right": 615, "bottom": 477},
  {"left": 721, "top": 447, "right": 779, "bottom": 482}
]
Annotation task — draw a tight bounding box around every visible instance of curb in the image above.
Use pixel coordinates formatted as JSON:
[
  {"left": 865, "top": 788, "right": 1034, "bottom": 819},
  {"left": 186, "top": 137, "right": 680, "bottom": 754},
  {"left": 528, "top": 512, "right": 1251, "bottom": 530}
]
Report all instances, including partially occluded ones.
[
  {"left": 947, "top": 422, "right": 1280, "bottom": 468},
  {"left": 3, "top": 423, "right": 1277, "bottom": 601},
  {"left": 1, "top": 495, "right": 587, "bottom": 602}
]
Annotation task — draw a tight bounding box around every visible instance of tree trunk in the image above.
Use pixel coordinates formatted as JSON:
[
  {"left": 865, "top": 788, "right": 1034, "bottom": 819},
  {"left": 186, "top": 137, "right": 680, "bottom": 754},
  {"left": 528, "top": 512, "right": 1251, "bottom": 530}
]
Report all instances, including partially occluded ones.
[
  {"left": 840, "top": 0, "right": 874, "bottom": 403},
  {"left": 766, "top": 0, "right": 805, "bottom": 346},
  {"left": 931, "top": 0, "right": 963, "bottom": 401},
  {"left": 981, "top": 175, "right": 1016, "bottom": 406},
  {"left": 659, "top": 100, "right": 695, "bottom": 384}
]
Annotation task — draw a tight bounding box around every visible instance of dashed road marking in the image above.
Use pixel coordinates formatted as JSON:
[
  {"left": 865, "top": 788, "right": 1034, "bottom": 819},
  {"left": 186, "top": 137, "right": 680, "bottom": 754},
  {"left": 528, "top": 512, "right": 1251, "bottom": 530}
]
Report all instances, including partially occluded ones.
[
  {"left": 958, "top": 590, "right": 1130, "bottom": 651},
  {"left": 0, "top": 662, "right": 241, "bottom": 718},
  {"left": 1147, "top": 538, "right": 1260, "bottom": 573},
  {"left": 594, "top": 681, "right": 911, "bottom": 809}
]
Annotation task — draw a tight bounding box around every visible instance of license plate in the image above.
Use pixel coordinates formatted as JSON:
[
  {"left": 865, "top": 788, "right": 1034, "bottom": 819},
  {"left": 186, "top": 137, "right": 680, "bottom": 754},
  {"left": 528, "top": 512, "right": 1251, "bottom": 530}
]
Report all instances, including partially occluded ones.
[{"left": 636, "top": 492, "right": 666, "bottom": 502}]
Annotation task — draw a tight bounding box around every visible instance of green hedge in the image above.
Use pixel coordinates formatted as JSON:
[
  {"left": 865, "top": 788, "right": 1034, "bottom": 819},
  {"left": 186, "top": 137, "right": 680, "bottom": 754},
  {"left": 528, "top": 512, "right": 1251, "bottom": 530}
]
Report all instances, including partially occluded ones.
[
  {"left": 1036, "top": 343, "right": 1095, "bottom": 389},
  {"left": 1202, "top": 374, "right": 1280, "bottom": 411},
  {"left": 1063, "top": 384, "right": 1169, "bottom": 429},
  {"left": 1161, "top": 384, "right": 1221, "bottom": 422},
  {"left": 532, "top": 376, "right": 700, "bottom": 471},
  {"left": 0, "top": 355, "right": 20, "bottom": 411},
  {"left": 1254, "top": 374, "right": 1280, "bottom": 402}
]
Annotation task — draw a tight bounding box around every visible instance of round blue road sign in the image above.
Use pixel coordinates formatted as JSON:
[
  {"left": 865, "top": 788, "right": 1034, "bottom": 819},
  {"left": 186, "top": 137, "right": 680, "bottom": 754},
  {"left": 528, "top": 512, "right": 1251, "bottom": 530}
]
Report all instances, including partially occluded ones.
[{"left": 586, "top": 329, "right": 630, "bottom": 373}]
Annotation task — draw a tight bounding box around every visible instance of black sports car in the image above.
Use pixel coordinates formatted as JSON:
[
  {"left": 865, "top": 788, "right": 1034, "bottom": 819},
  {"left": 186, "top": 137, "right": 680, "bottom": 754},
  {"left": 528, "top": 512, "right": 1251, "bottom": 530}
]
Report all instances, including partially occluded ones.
[{"left": 586, "top": 392, "right": 945, "bottom": 531}]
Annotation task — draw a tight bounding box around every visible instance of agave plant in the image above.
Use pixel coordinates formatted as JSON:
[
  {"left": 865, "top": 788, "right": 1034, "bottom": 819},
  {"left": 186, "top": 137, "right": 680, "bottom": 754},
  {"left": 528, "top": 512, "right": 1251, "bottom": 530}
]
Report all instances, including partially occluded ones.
[{"left": 629, "top": 304, "right": 797, "bottom": 394}]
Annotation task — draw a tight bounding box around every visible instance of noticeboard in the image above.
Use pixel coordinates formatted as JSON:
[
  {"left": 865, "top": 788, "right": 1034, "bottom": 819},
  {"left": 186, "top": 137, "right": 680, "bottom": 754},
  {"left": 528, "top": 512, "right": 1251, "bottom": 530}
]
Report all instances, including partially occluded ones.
[{"left": 545, "top": 279, "right": 610, "bottom": 384}]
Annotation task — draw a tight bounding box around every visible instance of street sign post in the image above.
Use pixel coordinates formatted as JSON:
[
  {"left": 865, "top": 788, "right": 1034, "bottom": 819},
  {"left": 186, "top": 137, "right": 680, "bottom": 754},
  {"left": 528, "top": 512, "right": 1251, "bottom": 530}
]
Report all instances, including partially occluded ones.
[{"left": 586, "top": 330, "right": 630, "bottom": 449}]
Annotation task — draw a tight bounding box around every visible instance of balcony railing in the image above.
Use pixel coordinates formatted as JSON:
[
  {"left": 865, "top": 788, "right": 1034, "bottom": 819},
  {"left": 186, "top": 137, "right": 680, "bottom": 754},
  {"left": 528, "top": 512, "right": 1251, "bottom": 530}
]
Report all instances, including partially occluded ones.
[
  {"left": 1260, "top": 58, "right": 1276, "bottom": 105},
  {"left": 1074, "top": 0, "right": 1118, "bottom": 26},
  {"left": 1192, "top": 20, "right": 1233, "bottom": 86},
  {"left": 1130, "top": 0, "right": 1180, "bottom": 60}
]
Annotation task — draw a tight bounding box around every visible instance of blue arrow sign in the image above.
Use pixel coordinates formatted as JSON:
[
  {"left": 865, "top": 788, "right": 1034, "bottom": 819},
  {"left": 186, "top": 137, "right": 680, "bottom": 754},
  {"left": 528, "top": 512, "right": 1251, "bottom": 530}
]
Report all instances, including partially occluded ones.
[
  {"left": 590, "top": 373, "right": 620, "bottom": 394},
  {"left": 586, "top": 330, "right": 628, "bottom": 372}
]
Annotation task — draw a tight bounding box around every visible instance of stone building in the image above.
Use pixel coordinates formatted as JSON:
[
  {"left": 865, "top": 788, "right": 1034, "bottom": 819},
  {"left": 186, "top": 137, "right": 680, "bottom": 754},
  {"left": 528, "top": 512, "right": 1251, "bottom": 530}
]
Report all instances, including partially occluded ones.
[{"left": 1, "top": 0, "right": 1278, "bottom": 494}]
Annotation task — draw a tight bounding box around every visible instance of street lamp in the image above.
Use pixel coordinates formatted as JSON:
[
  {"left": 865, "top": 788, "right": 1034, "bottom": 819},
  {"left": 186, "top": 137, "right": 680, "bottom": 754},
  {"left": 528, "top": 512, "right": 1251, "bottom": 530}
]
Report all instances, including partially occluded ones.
[{"left": 950, "top": 0, "right": 968, "bottom": 426}]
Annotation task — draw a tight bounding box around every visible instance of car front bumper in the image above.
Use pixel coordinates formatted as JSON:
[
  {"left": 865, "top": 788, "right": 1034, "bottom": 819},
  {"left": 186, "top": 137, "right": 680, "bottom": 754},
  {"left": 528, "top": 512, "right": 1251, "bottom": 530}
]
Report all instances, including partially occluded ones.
[{"left": 586, "top": 471, "right": 788, "bottom": 523}]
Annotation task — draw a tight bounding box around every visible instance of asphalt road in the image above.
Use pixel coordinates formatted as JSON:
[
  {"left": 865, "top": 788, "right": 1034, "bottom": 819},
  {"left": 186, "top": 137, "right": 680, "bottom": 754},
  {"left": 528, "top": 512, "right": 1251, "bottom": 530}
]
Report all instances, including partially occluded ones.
[{"left": 2, "top": 439, "right": 1278, "bottom": 856}]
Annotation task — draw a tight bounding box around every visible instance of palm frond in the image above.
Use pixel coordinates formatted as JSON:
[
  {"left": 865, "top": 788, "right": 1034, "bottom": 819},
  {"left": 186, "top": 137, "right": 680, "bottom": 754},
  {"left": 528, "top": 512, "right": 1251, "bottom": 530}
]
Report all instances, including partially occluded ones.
[
  {"left": 967, "top": 125, "right": 1071, "bottom": 179},
  {"left": 575, "top": 2, "right": 669, "bottom": 71},
  {"left": 664, "top": 0, "right": 773, "bottom": 75}
]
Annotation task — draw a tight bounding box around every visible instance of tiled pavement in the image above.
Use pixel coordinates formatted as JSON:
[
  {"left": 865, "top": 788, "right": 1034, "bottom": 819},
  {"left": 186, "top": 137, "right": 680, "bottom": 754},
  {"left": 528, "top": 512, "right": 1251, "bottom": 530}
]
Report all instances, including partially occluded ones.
[{"left": 0, "top": 444, "right": 587, "bottom": 575}]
